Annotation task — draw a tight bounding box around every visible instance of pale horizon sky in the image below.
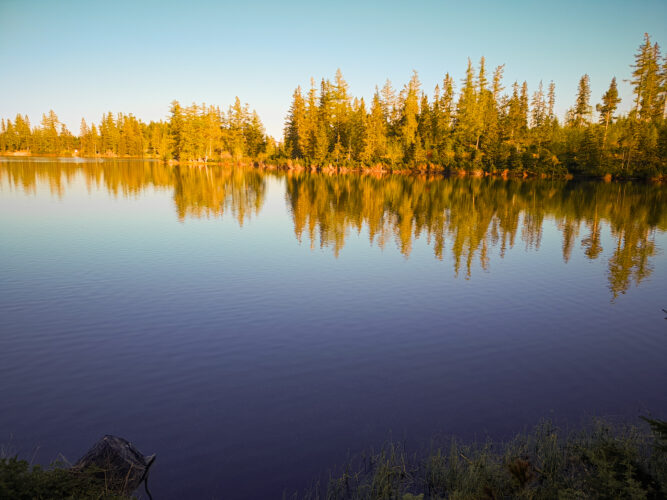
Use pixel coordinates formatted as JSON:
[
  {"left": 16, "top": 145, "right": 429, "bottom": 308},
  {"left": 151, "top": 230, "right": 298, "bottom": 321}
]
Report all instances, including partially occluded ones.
[{"left": 1, "top": 0, "right": 666, "bottom": 140}]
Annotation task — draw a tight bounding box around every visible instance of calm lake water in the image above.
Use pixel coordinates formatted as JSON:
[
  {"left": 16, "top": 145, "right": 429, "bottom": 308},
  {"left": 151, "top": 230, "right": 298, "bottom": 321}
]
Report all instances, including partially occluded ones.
[{"left": 1, "top": 157, "right": 666, "bottom": 499}]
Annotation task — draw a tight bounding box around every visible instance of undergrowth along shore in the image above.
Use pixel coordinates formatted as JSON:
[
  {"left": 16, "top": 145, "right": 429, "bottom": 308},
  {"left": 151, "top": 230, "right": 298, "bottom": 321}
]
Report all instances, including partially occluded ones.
[
  {"left": 1, "top": 417, "right": 666, "bottom": 499},
  {"left": 292, "top": 417, "right": 667, "bottom": 500},
  {"left": 0, "top": 457, "right": 133, "bottom": 499}
]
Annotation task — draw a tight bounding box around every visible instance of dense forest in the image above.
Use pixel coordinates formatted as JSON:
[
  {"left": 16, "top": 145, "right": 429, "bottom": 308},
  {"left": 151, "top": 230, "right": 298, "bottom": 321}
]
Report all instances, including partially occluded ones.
[
  {"left": 284, "top": 33, "right": 666, "bottom": 178},
  {"left": 1, "top": 34, "right": 665, "bottom": 177}
]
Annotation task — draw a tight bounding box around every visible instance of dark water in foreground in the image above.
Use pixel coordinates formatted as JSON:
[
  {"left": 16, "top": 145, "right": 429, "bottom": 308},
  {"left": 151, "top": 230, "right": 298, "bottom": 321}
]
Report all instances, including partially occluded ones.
[{"left": 0, "top": 158, "right": 665, "bottom": 499}]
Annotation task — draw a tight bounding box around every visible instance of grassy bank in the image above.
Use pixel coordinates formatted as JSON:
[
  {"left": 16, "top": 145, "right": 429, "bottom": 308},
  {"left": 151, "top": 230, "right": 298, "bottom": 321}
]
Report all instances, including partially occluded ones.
[
  {"left": 3, "top": 417, "right": 665, "bottom": 499},
  {"left": 295, "top": 417, "right": 667, "bottom": 499},
  {"left": 0, "top": 457, "right": 135, "bottom": 499}
]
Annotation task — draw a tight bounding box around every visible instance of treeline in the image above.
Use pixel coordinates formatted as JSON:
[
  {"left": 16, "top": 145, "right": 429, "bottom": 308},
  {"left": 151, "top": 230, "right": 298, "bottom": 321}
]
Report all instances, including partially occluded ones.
[
  {"left": 0, "top": 98, "right": 276, "bottom": 162},
  {"left": 284, "top": 33, "right": 667, "bottom": 177},
  {"left": 1, "top": 34, "right": 665, "bottom": 177}
]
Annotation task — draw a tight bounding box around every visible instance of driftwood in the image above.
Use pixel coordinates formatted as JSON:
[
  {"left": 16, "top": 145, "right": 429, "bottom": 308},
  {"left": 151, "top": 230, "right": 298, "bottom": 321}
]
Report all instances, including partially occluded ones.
[{"left": 73, "top": 435, "right": 155, "bottom": 496}]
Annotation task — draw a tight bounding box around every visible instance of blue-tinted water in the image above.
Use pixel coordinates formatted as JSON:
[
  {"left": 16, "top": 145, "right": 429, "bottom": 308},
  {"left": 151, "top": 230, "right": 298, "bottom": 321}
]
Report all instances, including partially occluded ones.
[{"left": 0, "top": 158, "right": 665, "bottom": 499}]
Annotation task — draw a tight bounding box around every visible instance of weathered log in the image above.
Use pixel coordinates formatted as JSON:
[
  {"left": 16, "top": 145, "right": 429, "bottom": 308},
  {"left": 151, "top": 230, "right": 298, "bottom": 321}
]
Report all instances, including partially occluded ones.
[{"left": 73, "top": 435, "right": 155, "bottom": 496}]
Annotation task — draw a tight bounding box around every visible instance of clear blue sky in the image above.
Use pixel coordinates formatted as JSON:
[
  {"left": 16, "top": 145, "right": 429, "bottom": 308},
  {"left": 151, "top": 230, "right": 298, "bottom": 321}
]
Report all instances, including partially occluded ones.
[{"left": 1, "top": 0, "right": 665, "bottom": 139}]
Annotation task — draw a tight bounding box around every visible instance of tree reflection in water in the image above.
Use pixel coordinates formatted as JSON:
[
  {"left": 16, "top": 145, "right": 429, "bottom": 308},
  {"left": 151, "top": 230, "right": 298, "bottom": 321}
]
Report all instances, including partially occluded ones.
[{"left": 2, "top": 159, "right": 663, "bottom": 299}]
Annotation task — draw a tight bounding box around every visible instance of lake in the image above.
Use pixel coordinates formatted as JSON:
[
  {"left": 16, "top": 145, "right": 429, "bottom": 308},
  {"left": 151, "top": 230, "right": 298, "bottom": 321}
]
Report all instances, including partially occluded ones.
[{"left": 0, "top": 157, "right": 665, "bottom": 499}]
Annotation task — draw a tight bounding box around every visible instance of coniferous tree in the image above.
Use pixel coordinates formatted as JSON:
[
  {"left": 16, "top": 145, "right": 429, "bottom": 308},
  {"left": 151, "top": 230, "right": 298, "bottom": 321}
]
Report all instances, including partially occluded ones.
[
  {"left": 455, "top": 59, "right": 478, "bottom": 158},
  {"left": 304, "top": 78, "right": 319, "bottom": 160},
  {"left": 168, "top": 102, "right": 185, "bottom": 160},
  {"left": 596, "top": 77, "right": 621, "bottom": 147},
  {"left": 227, "top": 97, "right": 248, "bottom": 159},
  {"left": 285, "top": 87, "right": 306, "bottom": 159},
  {"left": 41, "top": 110, "right": 60, "bottom": 154},
  {"left": 571, "top": 75, "right": 592, "bottom": 127},
  {"left": 435, "top": 74, "right": 455, "bottom": 164},
  {"left": 332, "top": 69, "right": 351, "bottom": 154},
  {"left": 0, "top": 119, "right": 6, "bottom": 151},
  {"left": 349, "top": 97, "right": 368, "bottom": 161},
  {"left": 380, "top": 79, "right": 398, "bottom": 131},
  {"left": 100, "top": 112, "right": 119, "bottom": 155},
  {"left": 3, "top": 119, "right": 17, "bottom": 151},
  {"left": 2, "top": 33, "right": 664, "bottom": 176},
  {"left": 630, "top": 34, "right": 663, "bottom": 122},
  {"left": 244, "top": 111, "right": 267, "bottom": 157},
  {"left": 399, "top": 70, "right": 421, "bottom": 162},
  {"left": 363, "top": 91, "right": 387, "bottom": 164},
  {"left": 547, "top": 81, "right": 556, "bottom": 123},
  {"left": 80, "top": 119, "right": 93, "bottom": 156},
  {"left": 531, "top": 81, "right": 549, "bottom": 166},
  {"left": 14, "top": 114, "right": 31, "bottom": 151}
]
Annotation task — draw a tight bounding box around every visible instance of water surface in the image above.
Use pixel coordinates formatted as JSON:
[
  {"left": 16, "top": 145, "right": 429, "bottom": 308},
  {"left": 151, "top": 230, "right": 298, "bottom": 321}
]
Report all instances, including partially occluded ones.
[{"left": 0, "top": 158, "right": 665, "bottom": 499}]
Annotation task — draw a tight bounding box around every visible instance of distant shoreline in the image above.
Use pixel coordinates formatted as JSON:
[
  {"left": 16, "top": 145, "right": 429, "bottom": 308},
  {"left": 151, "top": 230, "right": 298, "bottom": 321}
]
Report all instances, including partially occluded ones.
[{"left": 2, "top": 152, "right": 664, "bottom": 182}]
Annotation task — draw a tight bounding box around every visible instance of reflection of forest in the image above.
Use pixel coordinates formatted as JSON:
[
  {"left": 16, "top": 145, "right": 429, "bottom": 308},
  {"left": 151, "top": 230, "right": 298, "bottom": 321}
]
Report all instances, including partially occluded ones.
[
  {"left": 285, "top": 172, "right": 665, "bottom": 298},
  {"left": 0, "top": 159, "right": 267, "bottom": 226},
  {"left": 1, "top": 160, "right": 664, "bottom": 298}
]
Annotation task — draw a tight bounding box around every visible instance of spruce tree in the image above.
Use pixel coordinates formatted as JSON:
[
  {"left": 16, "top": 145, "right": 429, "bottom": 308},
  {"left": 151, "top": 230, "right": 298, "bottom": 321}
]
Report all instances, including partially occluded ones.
[
  {"left": 455, "top": 58, "right": 478, "bottom": 156},
  {"left": 363, "top": 91, "right": 387, "bottom": 163},
  {"left": 168, "top": 101, "right": 184, "bottom": 160},
  {"left": 399, "top": 70, "right": 421, "bottom": 158},
  {"left": 596, "top": 77, "right": 621, "bottom": 147},
  {"left": 285, "top": 87, "right": 306, "bottom": 159},
  {"left": 630, "top": 33, "right": 662, "bottom": 122},
  {"left": 572, "top": 75, "right": 592, "bottom": 127}
]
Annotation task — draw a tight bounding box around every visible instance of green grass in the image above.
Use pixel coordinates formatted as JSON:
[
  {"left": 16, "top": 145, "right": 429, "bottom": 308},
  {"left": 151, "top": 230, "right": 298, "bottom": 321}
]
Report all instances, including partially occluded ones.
[
  {"left": 4, "top": 417, "right": 666, "bottom": 499},
  {"left": 0, "top": 457, "right": 134, "bottom": 500},
  {"left": 295, "top": 418, "right": 667, "bottom": 499}
]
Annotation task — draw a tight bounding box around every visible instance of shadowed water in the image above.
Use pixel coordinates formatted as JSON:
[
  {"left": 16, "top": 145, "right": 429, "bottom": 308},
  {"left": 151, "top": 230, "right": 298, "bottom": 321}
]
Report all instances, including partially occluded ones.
[{"left": 0, "top": 158, "right": 665, "bottom": 499}]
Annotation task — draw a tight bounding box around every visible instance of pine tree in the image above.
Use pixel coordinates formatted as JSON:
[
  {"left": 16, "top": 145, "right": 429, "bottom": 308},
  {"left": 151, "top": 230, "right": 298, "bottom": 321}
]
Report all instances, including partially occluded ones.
[
  {"left": 435, "top": 73, "right": 455, "bottom": 162},
  {"left": 363, "top": 91, "right": 387, "bottom": 163},
  {"left": 455, "top": 58, "right": 478, "bottom": 155},
  {"left": 332, "top": 69, "right": 351, "bottom": 152},
  {"left": 3, "top": 119, "right": 16, "bottom": 151},
  {"left": 519, "top": 81, "right": 530, "bottom": 133},
  {"left": 41, "top": 110, "right": 60, "bottom": 154},
  {"left": 14, "top": 115, "right": 29, "bottom": 151},
  {"left": 531, "top": 81, "right": 549, "bottom": 164},
  {"left": 572, "top": 75, "right": 592, "bottom": 127},
  {"left": 244, "top": 110, "right": 266, "bottom": 157},
  {"left": 547, "top": 81, "right": 556, "bottom": 123},
  {"left": 59, "top": 123, "right": 75, "bottom": 152},
  {"left": 661, "top": 53, "right": 667, "bottom": 119},
  {"left": 285, "top": 87, "right": 307, "bottom": 159},
  {"left": 630, "top": 33, "right": 662, "bottom": 122},
  {"left": 203, "top": 105, "right": 222, "bottom": 160},
  {"left": 304, "top": 78, "right": 320, "bottom": 160},
  {"left": 399, "top": 70, "right": 421, "bottom": 158},
  {"left": 596, "top": 77, "right": 621, "bottom": 147},
  {"left": 0, "top": 119, "right": 6, "bottom": 151},
  {"left": 80, "top": 119, "right": 92, "bottom": 155},
  {"left": 349, "top": 97, "right": 368, "bottom": 161},
  {"left": 380, "top": 79, "right": 398, "bottom": 129},
  {"left": 168, "top": 101, "right": 184, "bottom": 159},
  {"left": 473, "top": 56, "right": 490, "bottom": 152},
  {"left": 227, "top": 97, "right": 248, "bottom": 159},
  {"left": 480, "top": 65, "right": 505, "bottom": 166}
]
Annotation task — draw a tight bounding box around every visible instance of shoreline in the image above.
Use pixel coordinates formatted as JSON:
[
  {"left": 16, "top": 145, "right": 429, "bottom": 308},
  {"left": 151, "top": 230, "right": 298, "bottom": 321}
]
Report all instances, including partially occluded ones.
[
  {"left": 2, "top": 415, "right": 665, "bottom": 499},
  {"left": 1, "top": 152, "right": 664, "bottom": 182}
]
